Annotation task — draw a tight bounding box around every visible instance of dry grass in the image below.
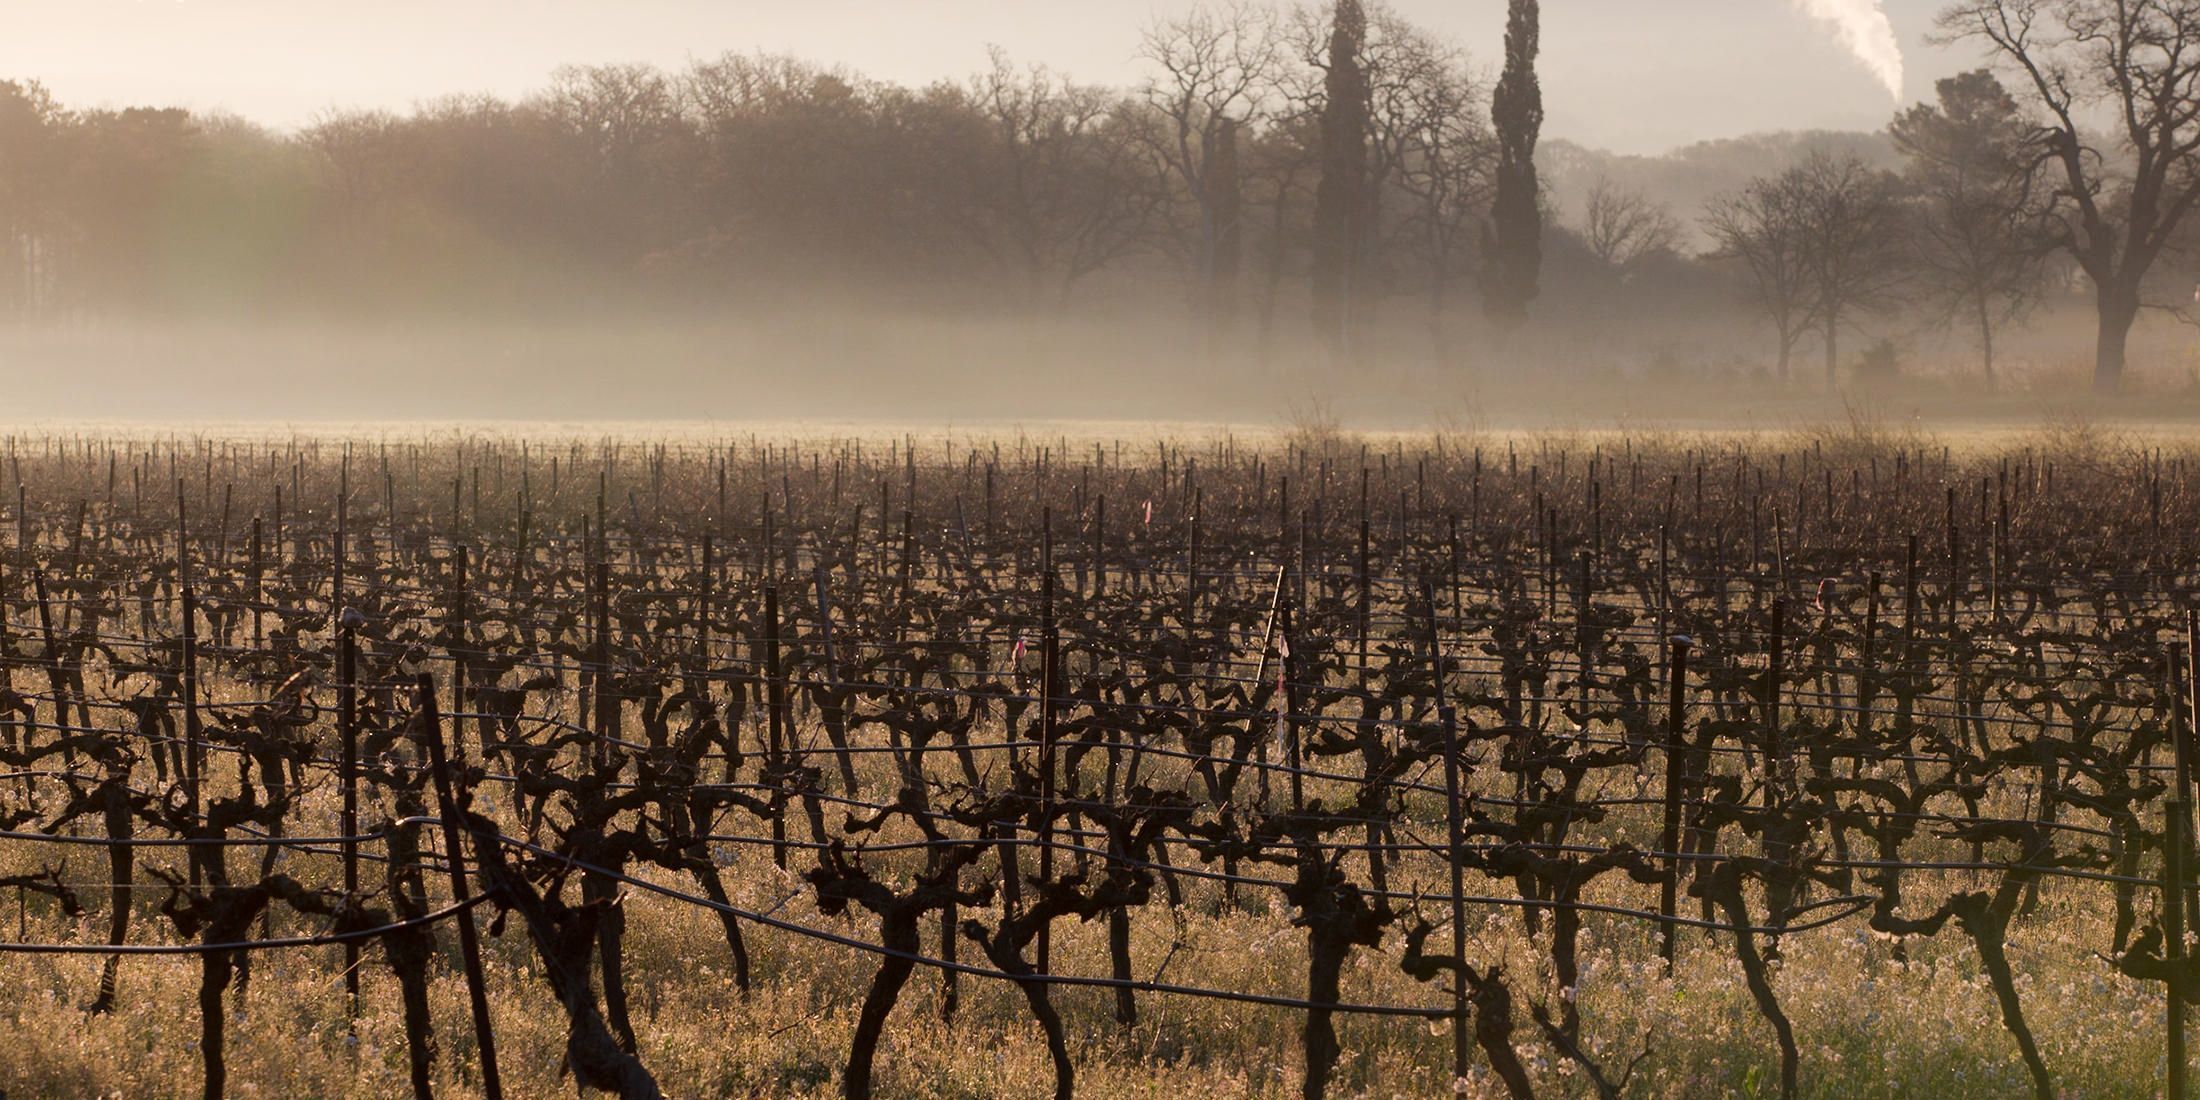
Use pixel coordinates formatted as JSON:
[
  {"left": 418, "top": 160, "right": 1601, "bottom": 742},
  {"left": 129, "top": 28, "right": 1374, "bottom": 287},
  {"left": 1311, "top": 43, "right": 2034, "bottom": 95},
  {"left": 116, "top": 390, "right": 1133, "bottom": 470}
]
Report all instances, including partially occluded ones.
[{"left": 0, "top": 714, "right": 2170, "bottom": 1100}]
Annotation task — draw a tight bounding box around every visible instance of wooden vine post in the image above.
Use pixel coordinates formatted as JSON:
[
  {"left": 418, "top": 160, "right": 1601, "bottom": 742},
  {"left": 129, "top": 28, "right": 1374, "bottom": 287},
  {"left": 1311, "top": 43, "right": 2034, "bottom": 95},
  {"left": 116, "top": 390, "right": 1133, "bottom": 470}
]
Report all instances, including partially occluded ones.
[
  {"left": 593, "top": 557, "right": 613, "bottom": 768},
  {"left": 451, "top": 544, "right": 470, "bottom": 766},
  {"left": 1036, "top": 507, "right": 1057, "bottom": 974},
  {"left": 181, "top": 582, "right": 203, "bottom": 886},
  {"left": 2169, "top": 791, "right": 2192, "bottom": 1100},
  {"left": 1660, "top": 635, "right": 1692, "bottom": 971},
  {"left": 415, "top": 674, "right": 505, "bottom": 1100},
  {"left": 339, "top": 610, "right": 360, "bottom": 1019},
  {"left": 1421, "top": 580, "right": 1470, "bottom": 1087},
  {"left": 2175, "top": 609, "right": 2200, "bottom": 1100},
  {"left": 763, "top": 584, "right": 788, "bottom": 869}
]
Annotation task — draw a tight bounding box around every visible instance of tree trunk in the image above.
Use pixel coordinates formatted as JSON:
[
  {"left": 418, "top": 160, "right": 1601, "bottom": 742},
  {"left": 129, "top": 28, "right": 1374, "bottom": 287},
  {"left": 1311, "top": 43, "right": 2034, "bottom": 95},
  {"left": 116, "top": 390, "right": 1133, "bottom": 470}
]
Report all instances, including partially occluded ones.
[
  {"left": 586, "top": 870, "right": 638, "bottom": 1054},
  {"left": 1428, "top": 266, "right": 1449, "bottom": 361},
  {"left": 1257, "top": 206, "right": 1288, "bottom": 363},
  {"left": 1976, "top": 293, "right": 1996, "bottom": 390},
  {"left": 200, "top": 950, "right": 234, "bottom": 1100},
  {"left": 2094, "top": 283, "right": 2139, "bottom": 392},
  {"left": 844, "top": 915, "right": 920, "bottom": 1100},
  {"left": 1303, "top": 935, "right": 1347, "bottom": 1100},
  {"left": 1467, "top": 969, "right": 1537, "bottom": 1099},
  {"left": 1203, "top": 119, "right": 1242, "bottom": 360},
  {"left": 1823, "top": 311, "right": 1839, "bottom": 388}
]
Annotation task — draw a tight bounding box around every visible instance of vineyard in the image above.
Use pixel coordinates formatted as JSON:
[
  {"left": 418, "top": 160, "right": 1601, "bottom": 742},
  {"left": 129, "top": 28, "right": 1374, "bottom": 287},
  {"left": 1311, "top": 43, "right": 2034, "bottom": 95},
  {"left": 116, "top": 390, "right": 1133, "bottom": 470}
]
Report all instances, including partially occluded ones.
[{"left": 0, "top": 424, "right": 2195, "bottom": 1098}]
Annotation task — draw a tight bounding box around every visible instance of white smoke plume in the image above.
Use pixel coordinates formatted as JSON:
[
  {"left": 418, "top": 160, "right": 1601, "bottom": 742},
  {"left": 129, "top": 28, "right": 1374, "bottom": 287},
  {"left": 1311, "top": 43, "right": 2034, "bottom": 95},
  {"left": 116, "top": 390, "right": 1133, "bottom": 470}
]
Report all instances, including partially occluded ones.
[{"left": 1793, "top": 0, "right": 1905, "bottom": 101}]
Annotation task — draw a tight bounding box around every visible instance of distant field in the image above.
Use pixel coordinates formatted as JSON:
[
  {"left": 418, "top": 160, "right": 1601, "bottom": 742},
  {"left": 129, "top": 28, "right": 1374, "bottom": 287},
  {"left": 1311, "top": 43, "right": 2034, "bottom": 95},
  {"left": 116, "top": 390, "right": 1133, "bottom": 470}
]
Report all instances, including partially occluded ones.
[{"left": 10, "top": 313, "right": 2200, "bottom": 430}]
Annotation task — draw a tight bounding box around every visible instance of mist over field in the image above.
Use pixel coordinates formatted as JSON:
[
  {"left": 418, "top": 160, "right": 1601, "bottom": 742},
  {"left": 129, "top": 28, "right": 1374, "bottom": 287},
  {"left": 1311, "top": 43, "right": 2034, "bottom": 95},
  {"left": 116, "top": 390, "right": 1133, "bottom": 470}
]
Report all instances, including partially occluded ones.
[
  {"left": 6, "top": 305, "right": 2193, "bottom": 428},
  {"left": 5, "top": 0, "right": 2200, "bottom": 427}
]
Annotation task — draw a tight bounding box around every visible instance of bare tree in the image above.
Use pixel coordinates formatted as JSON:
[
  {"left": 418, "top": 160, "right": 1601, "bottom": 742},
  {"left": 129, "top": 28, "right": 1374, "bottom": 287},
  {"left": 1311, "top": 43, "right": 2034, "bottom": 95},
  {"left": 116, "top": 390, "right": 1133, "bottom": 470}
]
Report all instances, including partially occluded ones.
[
  {"left": 0, "top": 81, "right": 67, "bottom": 317},
  {"left": 680, "top": 53, "right": 833, "bottom": 125},
  {"left": 534, "top": 64, "right": 693, "bottom": 263},
  {"left": 301, "top": 109, "right": 407, "bottom": 221},
  {"left": 1705, "top": 170, "right": 1813, "bottom": 378},
  {"left": 1135, "top": 1, "right": 1286, "bottom": 336},
  {"left": 1793, "top": 153, "right": 1909, "bottom": 384},
  {"left": 674, "top": 55, "right": 930, "bottom": 279},
  {"left": 1285, "top": 3, "right": 1493, "bottom": 349},
  {"left": 1364, "top": 10, "right": 1492, "bottom": 352},
  {"left": 1708, "top": 154, "right": 1906, "bottom": 384},
  {"left": 1309, "top": 0, "right": 1370, "bottom": 357},
  {"left": 1581, "top": 177, "right": 1680, "bottom": 272},
  {"left": 1890, "top": 70, "right": 2050, "bottom": 387},
  {"left": 1942, "top": 0, "right": 2200, "bottom": 391},
  {"left": 966, "top": 48, "right": 1163, "bottom": 303},
  {"left": 1242, "top": 109, "right": 1320, "bottom": 358},
  {"left": 57, "top": 107, "right": 199, "bottom": 310}
]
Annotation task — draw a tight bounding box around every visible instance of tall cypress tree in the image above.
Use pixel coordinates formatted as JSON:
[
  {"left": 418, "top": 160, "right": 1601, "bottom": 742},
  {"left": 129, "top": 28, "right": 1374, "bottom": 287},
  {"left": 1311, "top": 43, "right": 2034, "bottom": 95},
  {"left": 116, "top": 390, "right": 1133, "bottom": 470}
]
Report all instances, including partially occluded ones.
[
  {"left": 1310, "top": 0, "right": 1369, "bottom": 357},
  {"left": 1482, "top": 0, "right": 1542, "bottom": 332}
]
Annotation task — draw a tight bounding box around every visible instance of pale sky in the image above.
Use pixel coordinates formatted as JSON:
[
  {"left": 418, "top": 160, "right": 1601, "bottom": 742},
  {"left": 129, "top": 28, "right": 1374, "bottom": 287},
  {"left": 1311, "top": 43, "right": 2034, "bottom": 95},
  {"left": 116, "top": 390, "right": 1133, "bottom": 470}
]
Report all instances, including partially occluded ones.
[{"left": 4, "top": 1, "right": 1979, "bottom": 154}]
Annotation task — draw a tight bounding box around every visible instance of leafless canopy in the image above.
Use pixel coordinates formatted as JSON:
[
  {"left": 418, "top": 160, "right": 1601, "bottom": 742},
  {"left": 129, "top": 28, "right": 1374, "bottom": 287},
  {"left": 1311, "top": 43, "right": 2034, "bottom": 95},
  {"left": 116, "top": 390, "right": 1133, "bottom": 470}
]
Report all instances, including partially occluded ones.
[{"left": 1940, "top": 0, "right": 2200, "bottom": 389}]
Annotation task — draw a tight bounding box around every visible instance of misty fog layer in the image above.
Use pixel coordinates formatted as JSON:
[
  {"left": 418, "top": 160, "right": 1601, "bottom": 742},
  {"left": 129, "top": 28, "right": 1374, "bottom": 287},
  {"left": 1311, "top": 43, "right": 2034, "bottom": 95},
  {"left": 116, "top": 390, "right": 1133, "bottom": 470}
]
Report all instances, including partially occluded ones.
[{"left": 3, "top": 1, "right": 2200, "bottom": 424}]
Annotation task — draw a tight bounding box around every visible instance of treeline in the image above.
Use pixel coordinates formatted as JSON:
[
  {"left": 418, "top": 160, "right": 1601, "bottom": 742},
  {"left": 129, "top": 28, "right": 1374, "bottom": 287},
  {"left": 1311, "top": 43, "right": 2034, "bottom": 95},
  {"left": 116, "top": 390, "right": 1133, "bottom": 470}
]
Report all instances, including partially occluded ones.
[
  {"left": 0, "top": 0, "right": 1716, "bottom": 370},
  {"left": 0, "top": 4, "right": 1518, "bottom": 338},
  {"left": 4, "top": 0, "right": 2200, "bottom": 390}
]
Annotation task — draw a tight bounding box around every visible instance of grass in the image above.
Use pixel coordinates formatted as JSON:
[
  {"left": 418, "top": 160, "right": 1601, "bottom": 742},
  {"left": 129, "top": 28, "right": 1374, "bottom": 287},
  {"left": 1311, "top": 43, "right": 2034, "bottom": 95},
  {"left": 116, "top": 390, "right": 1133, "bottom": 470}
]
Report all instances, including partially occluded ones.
[{"left": 0, "top": 722, "right": 2171, "bottom": 1099}]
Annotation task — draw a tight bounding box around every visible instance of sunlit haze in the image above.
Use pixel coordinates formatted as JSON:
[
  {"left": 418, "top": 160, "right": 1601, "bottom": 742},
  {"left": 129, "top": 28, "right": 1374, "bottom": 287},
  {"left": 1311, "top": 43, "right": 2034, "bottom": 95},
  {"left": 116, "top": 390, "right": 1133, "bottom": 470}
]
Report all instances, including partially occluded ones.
[{"left": 9, "top": 0, "right": 1965, "bottom": 154}]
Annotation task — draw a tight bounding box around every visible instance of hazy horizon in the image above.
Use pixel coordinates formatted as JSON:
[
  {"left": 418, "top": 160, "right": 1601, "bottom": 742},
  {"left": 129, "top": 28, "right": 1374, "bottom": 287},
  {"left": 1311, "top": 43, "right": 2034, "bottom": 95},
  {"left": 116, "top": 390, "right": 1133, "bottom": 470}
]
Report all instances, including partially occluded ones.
[
  {"left": 9, "top": 0, "right": 2195, "bottom": 421},
  {"left": 10, "top": 0, "right": 1974, "bottom": 155}
]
